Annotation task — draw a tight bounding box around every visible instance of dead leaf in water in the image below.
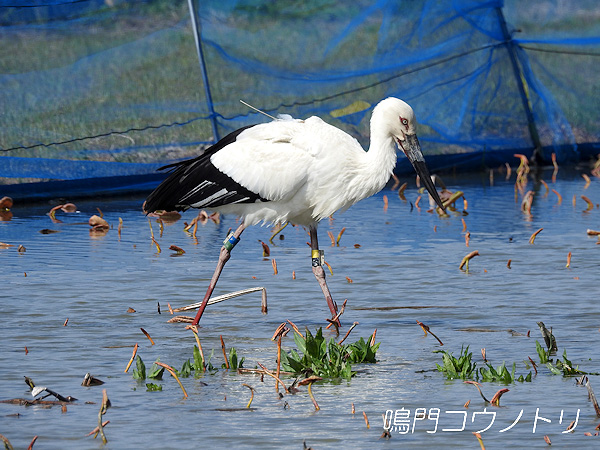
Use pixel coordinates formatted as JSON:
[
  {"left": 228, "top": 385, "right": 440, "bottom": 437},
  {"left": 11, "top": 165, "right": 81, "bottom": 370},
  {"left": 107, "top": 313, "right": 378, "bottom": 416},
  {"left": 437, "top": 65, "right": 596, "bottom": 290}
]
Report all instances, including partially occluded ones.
[{"left": 89, "top": 215, "right": 109, "bottom": 230}]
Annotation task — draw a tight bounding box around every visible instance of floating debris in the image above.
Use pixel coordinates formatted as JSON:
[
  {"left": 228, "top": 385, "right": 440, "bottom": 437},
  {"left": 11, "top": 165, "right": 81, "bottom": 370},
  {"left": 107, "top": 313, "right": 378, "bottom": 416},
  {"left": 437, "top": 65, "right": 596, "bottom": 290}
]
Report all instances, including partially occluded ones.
[
  {"left": 259, "top": 240, "right": 270, "bottom": 256},
  {"left": 154, "top": 362, "right": 188, "bottom": 398},
  {"left": 536, "top": 322, "right": 558, "bottom": 352},
  {"left": 82, "top": 373, "right": 104, "bottom": 387},
  {"left": 416, "top": 320, "right": 444, "bottom": 346},
  {"left": 581, "top": 195, "right": 594, "bottom": 211},
  {"left": 552, "top": 188, "right": 562, "bottom": 205},
  {"left": 220, "top": 335, "right": 230, "bottom": 370},
  {"left": 167, "top": 316, "right": 195, "bottom": 324},
  {"left": 326, "top": 298, "right": 348, "bottom": 330},
  {"left": 473, "top": 431, "right": 486, "bottom": 450},
  {"left": 0, "top": 196, "right": 13, "bottom": 210},
  {"left": 540, "top": 179, "right": 549, "bottom": 197},
  {"left": 124, "top": 343, "right": 138, "bottom": 373},
  {"left": 362, "top": 411, "right": 370, "bottom": 428},
  {"left": 86, "top": 421, "right": 110, "bottom": 437},
  {"left": 89, "top": 214, "right": 109, "bottom": 230},
  {"left": 390, "top": 173, "right": 400, "bottom": 190},
  {"left": 306, "top": 379, "right": 321, "bottom": 411},
  {"left": 93, "top": 390, "right": 110, "bottom": 444},
  {"left": 529, "top": 228, "right": 543, "bottom": 244},
  {"left": 459, "top": 250, "right": 480, "bottom": 271},
  {"left": 338, "top": 321, "right": 359, "bottom": 345},
  {"left": 256, "top": 362, "right": 289, "bottom": 393},
  {"left": 269, "top": 221, "right": 288, "bottom": 243},
  {"left": 490, "top": 388, "right": 509, "bottom": 406},
  {"left": 583, "top": 377, "right": 600, "bottom": 417},
  {"left": 242, "top": 384, "right": 255, "bottom": 408},
  {"left": 398, "top": 182, "right": 408, "bottom": 200},
  {"left": 173, "top": 287, "right": 267, "bottom": 315},
  {"left": 140, "top": 328, "right": 155, "bottom": 345},
  {"left": 521, "top": 190, "right": 534, "bottom": 215},
  {"left": 169, "top": 245, "right": 185, "bottom": 255},
  {"left": 551, "top": 152, "right": 559, "bottom": 183},
  {"left": 336, "top": 227, "right": 346, "bottom": 246},
  {"left": 39, "top": 229, "right": 60, "bottom": 234},
  {"left": 464, "top": 381, "right": 489, "bottom": 403},
  {"left": 30, "top": 384, "right": 76, "bottom": 403},
  {"left": 583, "top": 173, "right": 591, "bottom": 189}
]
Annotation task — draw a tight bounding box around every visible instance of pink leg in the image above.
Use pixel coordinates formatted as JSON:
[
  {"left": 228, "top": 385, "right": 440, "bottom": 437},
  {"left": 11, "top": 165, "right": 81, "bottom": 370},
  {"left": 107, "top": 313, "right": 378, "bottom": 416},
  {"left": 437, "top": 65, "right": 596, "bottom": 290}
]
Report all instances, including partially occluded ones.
[
  {"left": 191, "top": 222, "right": 246, "bottom": 326},
  {"left": 309, "top": 226, "right": 340, "bottom": 326}
]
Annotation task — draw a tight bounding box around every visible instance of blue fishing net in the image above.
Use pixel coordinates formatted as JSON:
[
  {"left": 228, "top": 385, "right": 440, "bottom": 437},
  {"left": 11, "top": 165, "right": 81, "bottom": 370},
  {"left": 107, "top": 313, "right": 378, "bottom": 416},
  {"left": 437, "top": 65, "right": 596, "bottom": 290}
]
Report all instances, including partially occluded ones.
[{"left": 1, "top": 0, "right": 598, "bottom": 194}]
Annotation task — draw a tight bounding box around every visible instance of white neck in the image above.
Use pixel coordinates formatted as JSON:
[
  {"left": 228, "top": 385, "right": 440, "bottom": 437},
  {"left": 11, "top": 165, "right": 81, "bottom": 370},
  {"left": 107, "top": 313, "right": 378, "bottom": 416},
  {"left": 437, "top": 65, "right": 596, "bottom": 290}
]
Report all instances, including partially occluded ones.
[{"left": 363, "top": 120, "right": 397, "bottom": 193}]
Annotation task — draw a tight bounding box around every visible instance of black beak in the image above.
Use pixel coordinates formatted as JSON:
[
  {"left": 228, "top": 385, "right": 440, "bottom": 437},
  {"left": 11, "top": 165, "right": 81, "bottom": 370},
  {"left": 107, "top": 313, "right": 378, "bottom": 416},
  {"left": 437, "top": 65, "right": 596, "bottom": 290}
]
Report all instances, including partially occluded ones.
[{"left": 401, "top": 134, "right": 445, "bottom": 211}]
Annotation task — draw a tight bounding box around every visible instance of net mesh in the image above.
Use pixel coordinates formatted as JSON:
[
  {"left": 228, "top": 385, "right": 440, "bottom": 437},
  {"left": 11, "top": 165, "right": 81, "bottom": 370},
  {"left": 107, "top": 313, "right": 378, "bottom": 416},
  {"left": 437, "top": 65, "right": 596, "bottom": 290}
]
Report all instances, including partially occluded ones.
[{"left": 1, "top": 0, "right": 599, "bottom": 194}]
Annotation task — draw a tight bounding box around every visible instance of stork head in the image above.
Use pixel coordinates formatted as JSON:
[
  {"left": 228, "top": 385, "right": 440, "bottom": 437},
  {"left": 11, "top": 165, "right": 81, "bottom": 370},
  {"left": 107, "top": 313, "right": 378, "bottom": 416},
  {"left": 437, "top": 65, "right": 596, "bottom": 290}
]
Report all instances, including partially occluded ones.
[{"left": 375, "top": 97, "right": 445, "bottom": 211}]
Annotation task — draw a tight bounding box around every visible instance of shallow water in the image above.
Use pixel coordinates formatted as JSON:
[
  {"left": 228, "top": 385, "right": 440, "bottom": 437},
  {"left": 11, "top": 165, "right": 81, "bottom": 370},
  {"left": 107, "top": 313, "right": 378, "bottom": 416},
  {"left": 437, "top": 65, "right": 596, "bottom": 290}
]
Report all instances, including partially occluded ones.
[{"left": 1, "top": 167, "right": 599, "bottom": 449}]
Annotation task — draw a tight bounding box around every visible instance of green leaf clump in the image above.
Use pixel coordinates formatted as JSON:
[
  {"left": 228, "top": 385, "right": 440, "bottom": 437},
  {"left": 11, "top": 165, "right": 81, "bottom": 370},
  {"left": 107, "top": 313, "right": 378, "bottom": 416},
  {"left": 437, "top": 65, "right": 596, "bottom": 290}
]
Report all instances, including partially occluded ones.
[
  {"left": 225, "top": 347, "right": 245, "bottom": 370},
  {"left": 435, "top": 346, "right": 531, "bottom": 383},
  {"left": 435, "top": 346, "right": 477, "bottom": 380},
  {"left": 133, "top": 355, "right": 146, "bottom": 380},
  {"left": 280, "top": 328, "right": 379, "bottom": 381}
]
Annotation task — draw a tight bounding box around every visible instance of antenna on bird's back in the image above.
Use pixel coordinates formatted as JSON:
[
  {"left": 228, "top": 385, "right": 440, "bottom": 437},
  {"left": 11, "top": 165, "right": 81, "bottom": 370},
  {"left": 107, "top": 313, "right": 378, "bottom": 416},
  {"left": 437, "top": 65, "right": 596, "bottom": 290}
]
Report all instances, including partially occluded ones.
[{"left": 240, "top": 100, "right": 278, "bottom": 121}]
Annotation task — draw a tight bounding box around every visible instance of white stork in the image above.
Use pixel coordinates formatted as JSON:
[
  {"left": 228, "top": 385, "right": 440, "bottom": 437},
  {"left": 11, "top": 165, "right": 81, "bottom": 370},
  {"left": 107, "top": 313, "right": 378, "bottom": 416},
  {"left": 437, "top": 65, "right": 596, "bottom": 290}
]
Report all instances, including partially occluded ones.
[{"left": 144, "top": 97, "right": 444, "bottom": 327}]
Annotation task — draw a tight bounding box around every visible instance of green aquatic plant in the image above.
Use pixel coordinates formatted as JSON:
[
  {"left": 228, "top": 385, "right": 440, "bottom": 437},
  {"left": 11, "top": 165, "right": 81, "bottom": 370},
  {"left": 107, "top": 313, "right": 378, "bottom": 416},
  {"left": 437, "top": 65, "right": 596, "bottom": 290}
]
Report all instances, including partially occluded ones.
[
  {"left": 178, "top": 359, "right": 193, "bottom": 378},
  {"left": 131, "top": 345, "right": 242, "bottom": 387},
  {"left": 280, "top": 327, "right": 379, "bottom": 381},
  {"left": 148, "top": 361, "right": 165, "bottom": 379},
  {"left": 436, "top": 346, "right": 531, "bottom": 382},
  {"left": 546, "top": 349, "right": 591, "bottom": 377},
  {"left": 435, "top": 346, "right": 477, "bottom": 380},
  {"left": 132, "top": 355, "right": 146, "bottom": 380},
  {"left": 479, "top": 361, "right": 532, "bottom": 383},
  {"left": 132, "top": 356, "right": 165, "bottom": 380},
  {"left": 536, "top": 340, "right": 550, "bottom": 364},
  {"left": 225, "top": 347, "right": 245, "bottom": 370}
]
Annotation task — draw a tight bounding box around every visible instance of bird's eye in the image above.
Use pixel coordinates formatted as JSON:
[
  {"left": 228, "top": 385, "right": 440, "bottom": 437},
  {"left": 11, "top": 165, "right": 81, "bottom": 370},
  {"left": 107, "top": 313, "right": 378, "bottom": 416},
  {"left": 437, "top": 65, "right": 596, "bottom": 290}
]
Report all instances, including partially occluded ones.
[{"left": 401, "top": 118, "right": 409, "bottom": 126}]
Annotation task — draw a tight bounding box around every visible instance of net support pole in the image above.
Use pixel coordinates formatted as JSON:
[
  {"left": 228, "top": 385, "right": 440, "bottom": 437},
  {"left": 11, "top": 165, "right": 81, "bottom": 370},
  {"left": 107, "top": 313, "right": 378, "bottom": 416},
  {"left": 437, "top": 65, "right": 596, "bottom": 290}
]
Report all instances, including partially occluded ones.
[
  {"left": 496, "top": 6, "right": 542, "bottom": 164},
  {"left": 187, "top": 0, "right": 220, "bottom": 142}
]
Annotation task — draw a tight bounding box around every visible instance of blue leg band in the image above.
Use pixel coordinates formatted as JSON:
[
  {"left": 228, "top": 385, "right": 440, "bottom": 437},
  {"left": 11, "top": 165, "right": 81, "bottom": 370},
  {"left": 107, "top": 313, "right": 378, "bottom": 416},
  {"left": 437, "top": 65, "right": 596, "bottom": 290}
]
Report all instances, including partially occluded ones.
[{"left": 223, "top": 233, "right": 240, "bottom": 251}]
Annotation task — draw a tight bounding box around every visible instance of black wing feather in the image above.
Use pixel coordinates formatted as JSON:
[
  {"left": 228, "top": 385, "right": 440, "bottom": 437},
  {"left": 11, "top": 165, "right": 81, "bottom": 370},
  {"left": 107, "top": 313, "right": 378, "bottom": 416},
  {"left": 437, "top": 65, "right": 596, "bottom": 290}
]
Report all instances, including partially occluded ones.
[{"left": 144, "top": 125, "right": 267, "bottom": 213}]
